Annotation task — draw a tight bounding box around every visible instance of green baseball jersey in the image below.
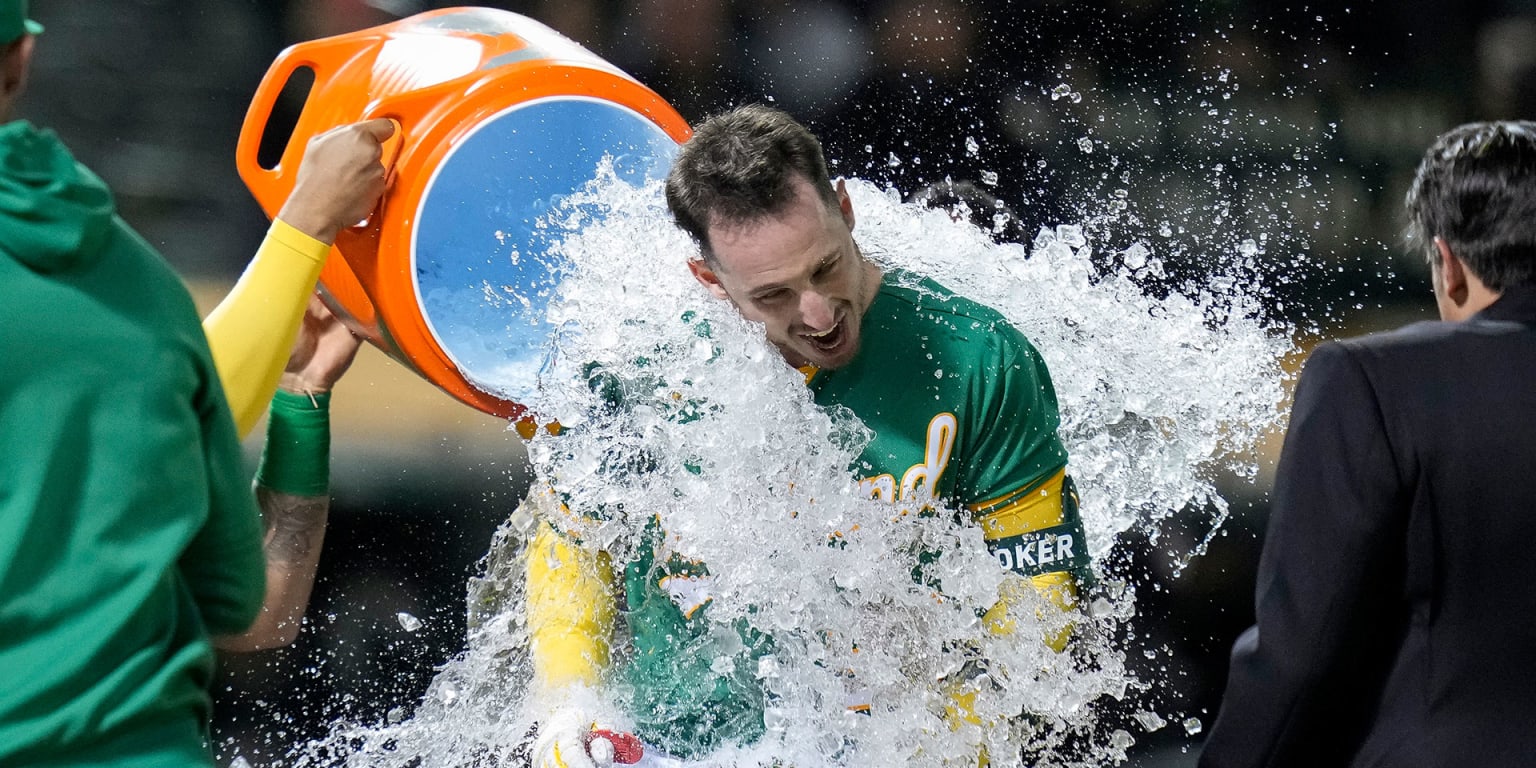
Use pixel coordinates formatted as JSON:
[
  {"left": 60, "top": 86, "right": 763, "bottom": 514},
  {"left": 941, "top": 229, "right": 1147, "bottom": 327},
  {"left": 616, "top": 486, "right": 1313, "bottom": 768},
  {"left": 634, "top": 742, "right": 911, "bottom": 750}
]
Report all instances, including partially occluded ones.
[
  {"left": 807, "top": 271, "right": 1067, "bottom": 510},
  {"left": 623, "top": 271, "right": 1085, "bottom": 756}
]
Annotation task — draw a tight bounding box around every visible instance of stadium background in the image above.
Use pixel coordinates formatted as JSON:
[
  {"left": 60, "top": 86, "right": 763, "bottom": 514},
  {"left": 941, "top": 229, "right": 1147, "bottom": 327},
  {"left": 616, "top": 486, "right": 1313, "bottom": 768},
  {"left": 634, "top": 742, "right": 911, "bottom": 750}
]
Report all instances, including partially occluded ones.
[{"left": 18, "top": 1, "right": 1535, "bottom": 765}]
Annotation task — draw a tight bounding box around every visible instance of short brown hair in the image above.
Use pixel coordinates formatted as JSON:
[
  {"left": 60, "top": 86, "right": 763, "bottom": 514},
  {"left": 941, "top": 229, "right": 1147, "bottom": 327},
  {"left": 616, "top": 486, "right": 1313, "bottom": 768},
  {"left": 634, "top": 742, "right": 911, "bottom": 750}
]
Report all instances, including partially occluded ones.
[{"left": 664, "top": 105, "right": 838, "bottom": 261}]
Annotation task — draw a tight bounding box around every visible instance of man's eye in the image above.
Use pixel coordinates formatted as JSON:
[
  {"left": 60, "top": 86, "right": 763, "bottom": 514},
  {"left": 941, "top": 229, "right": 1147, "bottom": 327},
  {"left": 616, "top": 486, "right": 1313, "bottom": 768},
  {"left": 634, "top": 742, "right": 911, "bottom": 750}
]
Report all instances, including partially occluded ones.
[{"left": 756, "top": 290, "right": 788, "bottom": 304}]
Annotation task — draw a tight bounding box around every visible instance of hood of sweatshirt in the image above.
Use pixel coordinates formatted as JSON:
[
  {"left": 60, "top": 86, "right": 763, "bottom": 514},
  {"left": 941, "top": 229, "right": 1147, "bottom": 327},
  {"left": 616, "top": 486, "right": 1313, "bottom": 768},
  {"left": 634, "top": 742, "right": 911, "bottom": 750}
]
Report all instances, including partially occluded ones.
[{"left": 0, "top": 120, "right": 114, "bottom": 273}]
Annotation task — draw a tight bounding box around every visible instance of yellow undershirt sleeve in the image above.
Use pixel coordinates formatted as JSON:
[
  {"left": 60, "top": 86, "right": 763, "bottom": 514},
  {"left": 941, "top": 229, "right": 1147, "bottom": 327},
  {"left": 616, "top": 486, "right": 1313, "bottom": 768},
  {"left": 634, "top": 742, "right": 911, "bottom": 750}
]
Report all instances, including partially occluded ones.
[
  {"left": 526, "top": 519, "right": 616, "bottom": 692},
  {"left": 972, "top": 469, "right": 1081, "bottom": 652},
  {"left": 202, "top": 219, "right": 330, "bottom": 438}
]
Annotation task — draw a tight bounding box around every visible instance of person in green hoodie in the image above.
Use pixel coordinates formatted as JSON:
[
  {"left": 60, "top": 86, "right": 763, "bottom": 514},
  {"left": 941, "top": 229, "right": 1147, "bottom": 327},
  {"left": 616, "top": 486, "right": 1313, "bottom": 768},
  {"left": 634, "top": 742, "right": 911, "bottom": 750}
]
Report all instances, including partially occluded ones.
[{"left": 0, "top": 4, "right": 394, "bottom": 765}]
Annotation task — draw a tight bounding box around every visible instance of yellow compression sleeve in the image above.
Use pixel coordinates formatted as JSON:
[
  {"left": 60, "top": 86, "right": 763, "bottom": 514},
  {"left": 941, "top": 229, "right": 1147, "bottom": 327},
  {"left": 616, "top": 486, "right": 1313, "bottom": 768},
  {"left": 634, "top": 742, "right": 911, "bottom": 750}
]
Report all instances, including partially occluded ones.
[
  {"left": 526, "top": 519, "right": 616, "bottom": 692},
  {"left": 202, "top": 219, "right": 330, "bottom": 438},
  {"left": 973, "top": 469, "right": 1081, "bottom": 652},
  {"left": 940, "top": 682, "right": 991, "bottom": 767},
  {"left": 938, "top": 473, "right": 1083, "bottom": 766}
]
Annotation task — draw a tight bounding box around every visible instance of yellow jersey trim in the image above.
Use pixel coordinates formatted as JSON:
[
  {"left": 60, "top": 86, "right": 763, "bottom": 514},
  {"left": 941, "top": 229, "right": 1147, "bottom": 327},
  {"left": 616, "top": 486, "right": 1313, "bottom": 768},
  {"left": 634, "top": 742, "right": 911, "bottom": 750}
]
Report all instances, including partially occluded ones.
[{"left": 972, "top": 468, "right": 1067, "bottom": 540}]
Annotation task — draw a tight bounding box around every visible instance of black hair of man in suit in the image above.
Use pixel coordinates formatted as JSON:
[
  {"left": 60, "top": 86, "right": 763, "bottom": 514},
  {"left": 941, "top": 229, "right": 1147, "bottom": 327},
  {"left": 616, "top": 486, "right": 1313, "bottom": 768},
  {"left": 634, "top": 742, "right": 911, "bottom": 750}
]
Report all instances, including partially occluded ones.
[{"left": 1406, "top": 121, "right": 1536, "bottom": 295}]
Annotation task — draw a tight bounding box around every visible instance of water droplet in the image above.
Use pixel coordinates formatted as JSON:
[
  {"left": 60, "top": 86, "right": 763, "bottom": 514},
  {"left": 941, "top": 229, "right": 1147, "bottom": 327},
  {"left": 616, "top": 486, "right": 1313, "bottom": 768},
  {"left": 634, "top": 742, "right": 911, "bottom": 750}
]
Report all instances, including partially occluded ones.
[
  {"left": 1051, "top": 82, "right": 1072, "bottom": 100},
  {"left": 1077, "top": 137, "right": 1095, "bottom": 153},
  {"left": 507, "top": 508, "right": 537, "bottom": 536},
  {"left": 1055, "top": 224, "right": 1087, "bottom": 248},
  {"left": 1122, "top": 244, "right": 1148, "bottom": 270},
  {"left": 886, "top": 152, "right": 902, "bottom": 168},
  {"left": 980, "top": 170, "right": 999, "bottom": 186},
  {"left": 396, "top": 612, "right": 423, "bottom": 632},
  {"left": 1134, "top": 711, "right": 1167, "bottom": 732},
  {"left": 1110, "top": 730, "right": 1136, "bottom": 750},
  {"left": 964, "top": 136, "right": 980, "bottom": 156},
  {"left": 230, "top": 758, "right": 253, "bottom": 768},
  {"left": 1238, "top": 239, "right": 1259, "bottom": 257},
  {"left": 1183, "top": 716, "right": 1204, "bottom": 735}
]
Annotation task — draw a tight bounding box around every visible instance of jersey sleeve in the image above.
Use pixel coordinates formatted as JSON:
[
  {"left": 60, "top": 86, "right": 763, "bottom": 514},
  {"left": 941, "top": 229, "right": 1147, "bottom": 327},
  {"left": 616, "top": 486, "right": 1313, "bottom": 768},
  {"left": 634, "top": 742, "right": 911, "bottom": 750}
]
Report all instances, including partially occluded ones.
[
  {"left": 956, "top": 326, "right": 1067, "bottom": 509},
  {"left": 959, "top": 327, "right": 1090, "bottom": 640}
]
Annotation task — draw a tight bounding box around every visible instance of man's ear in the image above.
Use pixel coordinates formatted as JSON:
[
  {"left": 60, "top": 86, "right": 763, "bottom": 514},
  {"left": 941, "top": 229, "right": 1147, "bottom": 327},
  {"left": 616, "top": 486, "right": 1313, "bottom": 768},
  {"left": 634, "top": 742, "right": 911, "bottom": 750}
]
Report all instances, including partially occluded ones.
[
  {"left": 835, "top": 178, "right": 856, "bottom": 231},
  {"left": 1434, "top": 236, "right": 1469, "bottom": 307},
  {"left": 0, "top": 34, "right": 34, "bottom": 115},
  {"left": 688, "top": 258, "right": 731, "bottom": 301}
]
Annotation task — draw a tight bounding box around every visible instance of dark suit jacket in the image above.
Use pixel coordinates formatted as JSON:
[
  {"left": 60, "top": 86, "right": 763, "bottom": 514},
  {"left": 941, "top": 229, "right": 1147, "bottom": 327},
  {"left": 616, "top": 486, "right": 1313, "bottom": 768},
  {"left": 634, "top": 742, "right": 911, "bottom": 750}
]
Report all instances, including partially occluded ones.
[{"left": 1199, "top": 285, "right": 1536, "bottom": 768}]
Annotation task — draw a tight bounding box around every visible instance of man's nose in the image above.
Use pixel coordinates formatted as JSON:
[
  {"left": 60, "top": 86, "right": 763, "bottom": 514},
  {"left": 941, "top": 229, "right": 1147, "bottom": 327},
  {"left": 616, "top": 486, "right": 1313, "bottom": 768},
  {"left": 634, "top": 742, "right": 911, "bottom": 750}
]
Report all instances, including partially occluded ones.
[{"left": 800, "top": 290, "right": 835, "bottom": 330}]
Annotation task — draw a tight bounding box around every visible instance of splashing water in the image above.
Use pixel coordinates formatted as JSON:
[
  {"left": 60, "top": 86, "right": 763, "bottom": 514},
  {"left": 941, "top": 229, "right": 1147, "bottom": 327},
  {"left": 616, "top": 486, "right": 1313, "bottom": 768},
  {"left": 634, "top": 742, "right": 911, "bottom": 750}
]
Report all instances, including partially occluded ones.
[{"left": 292, "top": 158, "right": 1290, "bottom": 767}]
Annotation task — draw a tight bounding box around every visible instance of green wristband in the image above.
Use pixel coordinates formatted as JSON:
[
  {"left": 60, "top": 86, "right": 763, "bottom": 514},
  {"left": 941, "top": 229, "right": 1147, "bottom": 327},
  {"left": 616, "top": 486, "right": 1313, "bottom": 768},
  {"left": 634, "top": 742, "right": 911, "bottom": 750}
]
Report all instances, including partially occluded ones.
[{"left": 256, "top": 389, "right": 331, "bottom": 496}]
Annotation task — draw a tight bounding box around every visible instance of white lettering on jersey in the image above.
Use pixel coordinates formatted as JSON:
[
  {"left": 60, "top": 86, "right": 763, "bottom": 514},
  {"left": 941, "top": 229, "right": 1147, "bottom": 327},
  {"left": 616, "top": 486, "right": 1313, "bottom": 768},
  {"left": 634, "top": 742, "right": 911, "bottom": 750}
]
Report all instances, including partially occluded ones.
[
  {"left": 858, "top": 412, "right": 958, "bottom": 506},
  {"left": 659, "top": 573, "right": 715, "bottom": 619},
  {"left": 901, "top": 413, "right": 957, "bottom": 500}
]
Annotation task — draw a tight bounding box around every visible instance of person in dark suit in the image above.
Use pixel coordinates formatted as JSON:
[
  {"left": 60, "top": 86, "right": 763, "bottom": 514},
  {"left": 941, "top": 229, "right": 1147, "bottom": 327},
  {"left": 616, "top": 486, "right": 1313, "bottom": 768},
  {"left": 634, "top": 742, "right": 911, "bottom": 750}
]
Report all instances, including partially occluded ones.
[{"left": 1198, "top": 120, "right": 1536, "bottom": 767}]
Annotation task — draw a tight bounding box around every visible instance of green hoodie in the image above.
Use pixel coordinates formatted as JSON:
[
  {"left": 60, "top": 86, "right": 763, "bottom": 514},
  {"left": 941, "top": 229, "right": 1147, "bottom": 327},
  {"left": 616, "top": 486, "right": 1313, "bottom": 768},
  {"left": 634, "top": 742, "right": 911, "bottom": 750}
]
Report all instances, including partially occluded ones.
[{"left": 0, "top": 121, "right": 266, "bottom": 767}]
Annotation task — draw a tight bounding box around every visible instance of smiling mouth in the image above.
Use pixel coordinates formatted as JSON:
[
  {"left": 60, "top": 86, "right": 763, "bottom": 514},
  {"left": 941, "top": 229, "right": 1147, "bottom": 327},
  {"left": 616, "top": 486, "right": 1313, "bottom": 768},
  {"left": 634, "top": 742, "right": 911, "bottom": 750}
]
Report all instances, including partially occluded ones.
[{"left": 801, "top": 319, "right": 846, "bottom": 352}]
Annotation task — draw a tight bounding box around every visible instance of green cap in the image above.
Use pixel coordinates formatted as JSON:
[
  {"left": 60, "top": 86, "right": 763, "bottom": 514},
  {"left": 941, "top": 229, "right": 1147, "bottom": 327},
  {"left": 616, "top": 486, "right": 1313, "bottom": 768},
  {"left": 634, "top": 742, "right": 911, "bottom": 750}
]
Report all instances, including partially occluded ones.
[{"left": 0, "top": 1, "right": 42, "bottom": 46}]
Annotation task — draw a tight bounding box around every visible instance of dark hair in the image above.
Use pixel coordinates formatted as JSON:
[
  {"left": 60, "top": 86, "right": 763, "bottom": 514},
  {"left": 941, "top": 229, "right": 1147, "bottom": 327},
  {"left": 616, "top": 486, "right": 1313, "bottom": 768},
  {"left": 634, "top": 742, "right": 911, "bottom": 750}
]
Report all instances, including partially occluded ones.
[
  {"left": 664, "top": 104, "right": 838, "bottom": 261},
  {"left": 907, "top": 179, "right": 1027, "bottom": 245},
  {"left": 1406, "top": 121, "right": 1536, "bottom": 290}
]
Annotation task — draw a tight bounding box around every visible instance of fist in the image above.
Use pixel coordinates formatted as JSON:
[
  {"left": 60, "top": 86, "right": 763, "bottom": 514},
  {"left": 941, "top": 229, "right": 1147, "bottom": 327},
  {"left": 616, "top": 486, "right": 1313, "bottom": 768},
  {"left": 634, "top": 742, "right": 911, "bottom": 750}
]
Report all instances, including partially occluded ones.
[{"left": 278, "top": 117, "right": 397, "bottom": 244}]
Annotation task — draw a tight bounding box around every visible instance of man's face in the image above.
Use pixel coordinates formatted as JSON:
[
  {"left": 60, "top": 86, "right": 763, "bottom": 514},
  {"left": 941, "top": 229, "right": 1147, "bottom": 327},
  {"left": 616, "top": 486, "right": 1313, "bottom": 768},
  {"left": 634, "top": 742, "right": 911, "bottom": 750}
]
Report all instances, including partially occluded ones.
[{"left": 690, "top": 178, "right": 881, "bottom": 370}]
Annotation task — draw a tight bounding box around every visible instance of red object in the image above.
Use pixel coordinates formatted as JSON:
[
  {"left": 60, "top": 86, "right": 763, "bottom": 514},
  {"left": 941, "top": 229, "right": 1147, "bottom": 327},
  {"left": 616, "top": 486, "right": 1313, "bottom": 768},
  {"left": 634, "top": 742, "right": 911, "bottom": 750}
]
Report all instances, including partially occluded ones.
[{"left": 588, "top": 729, "right": 645, "bottom": 764}]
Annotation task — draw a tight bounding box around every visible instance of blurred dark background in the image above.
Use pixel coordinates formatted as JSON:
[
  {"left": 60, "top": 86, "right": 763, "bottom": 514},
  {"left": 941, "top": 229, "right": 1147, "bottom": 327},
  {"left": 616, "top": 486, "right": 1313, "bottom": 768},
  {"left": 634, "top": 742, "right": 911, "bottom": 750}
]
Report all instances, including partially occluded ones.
[{"left": 19, "top": 1, "right": 1536, "bottom": 765}]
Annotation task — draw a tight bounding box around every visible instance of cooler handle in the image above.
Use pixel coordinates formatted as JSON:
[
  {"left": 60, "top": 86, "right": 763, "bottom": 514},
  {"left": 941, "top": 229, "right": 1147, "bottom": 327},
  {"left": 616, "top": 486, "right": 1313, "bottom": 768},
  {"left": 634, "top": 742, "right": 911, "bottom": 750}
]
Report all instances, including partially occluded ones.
[{"left": 236, "top": 37, "right": 368, "bottom": 215}]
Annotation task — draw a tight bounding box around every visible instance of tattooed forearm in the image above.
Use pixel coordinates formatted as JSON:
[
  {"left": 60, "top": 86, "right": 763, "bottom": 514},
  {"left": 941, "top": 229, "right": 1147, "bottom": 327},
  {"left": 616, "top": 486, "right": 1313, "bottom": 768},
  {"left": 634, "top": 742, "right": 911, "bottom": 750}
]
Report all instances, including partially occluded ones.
[
  {"left": 217, "top": 485, "right": 332, "bottom": 651},
  {"left": 255, "top": 485, "right": 329, "bottom": 564}
]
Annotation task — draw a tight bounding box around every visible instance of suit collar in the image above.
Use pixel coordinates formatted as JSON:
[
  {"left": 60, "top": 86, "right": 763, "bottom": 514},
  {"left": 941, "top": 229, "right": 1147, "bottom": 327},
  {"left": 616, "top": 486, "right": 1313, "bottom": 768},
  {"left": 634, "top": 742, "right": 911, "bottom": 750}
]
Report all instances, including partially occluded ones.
[{"left": 1476, "top": 283, "right": 1536, "bottom": 324}]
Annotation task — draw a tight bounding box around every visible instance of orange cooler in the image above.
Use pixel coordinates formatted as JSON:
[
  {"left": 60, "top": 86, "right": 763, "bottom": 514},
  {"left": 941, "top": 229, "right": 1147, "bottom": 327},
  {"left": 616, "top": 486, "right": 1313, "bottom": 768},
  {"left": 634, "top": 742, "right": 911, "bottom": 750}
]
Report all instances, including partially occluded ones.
[{"left": 237, "top": 7, "right": 692, "bottom": 421}]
